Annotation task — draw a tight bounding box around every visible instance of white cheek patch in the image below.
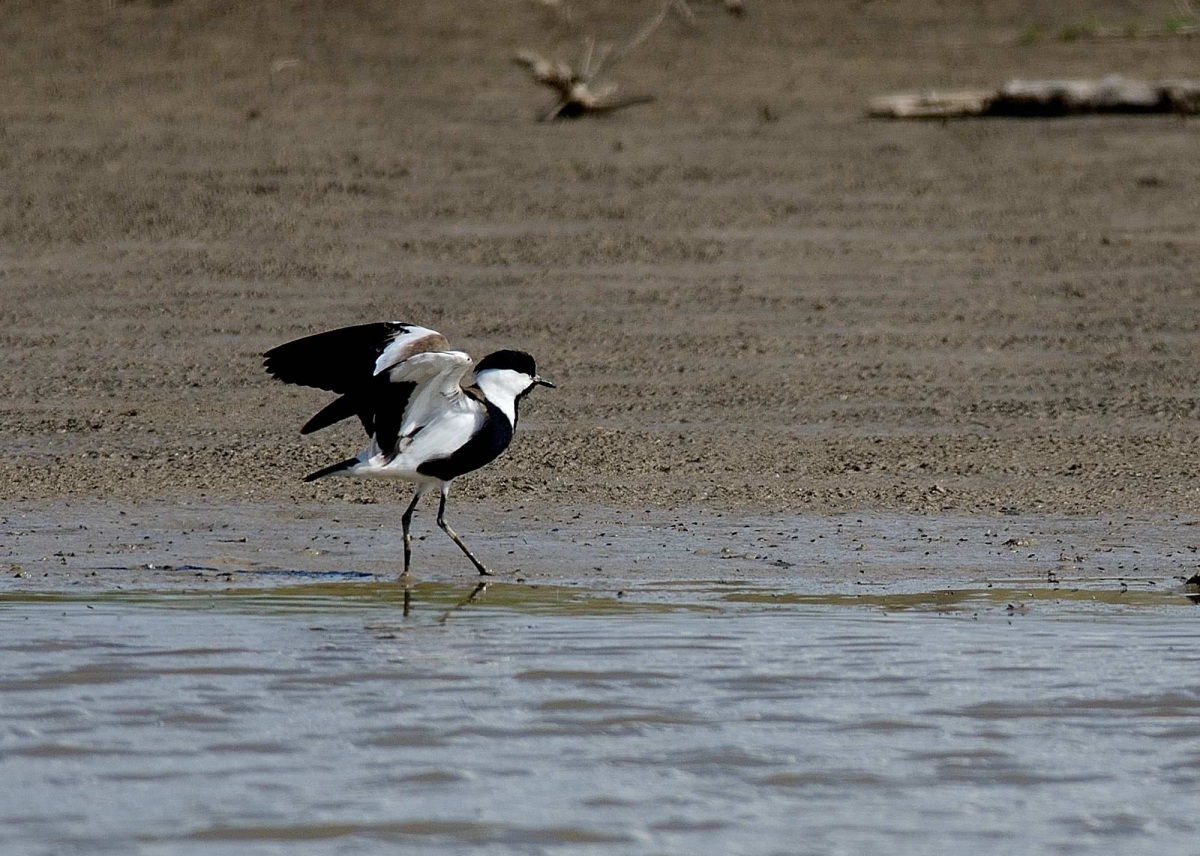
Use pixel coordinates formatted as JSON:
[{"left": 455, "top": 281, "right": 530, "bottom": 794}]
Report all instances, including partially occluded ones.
[{"left": 475, "top": 369, "right": 531, "bottom": 426}]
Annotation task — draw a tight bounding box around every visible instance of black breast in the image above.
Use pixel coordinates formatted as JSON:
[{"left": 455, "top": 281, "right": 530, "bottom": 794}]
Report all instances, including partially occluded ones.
[{"left": 416, "top": 401, "right": 514, "bottom": 482}]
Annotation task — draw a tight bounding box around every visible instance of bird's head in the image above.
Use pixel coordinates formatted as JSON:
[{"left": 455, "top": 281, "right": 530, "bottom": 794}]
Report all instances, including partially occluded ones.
[{"left": 474, "top": 350, "right": 555, "bottom": 402}]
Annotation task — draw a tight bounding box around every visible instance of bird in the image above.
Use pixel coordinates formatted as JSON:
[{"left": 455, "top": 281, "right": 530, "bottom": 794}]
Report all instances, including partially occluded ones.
[{"left": 263, "top": 322, "right": 554, "bottom": 577}]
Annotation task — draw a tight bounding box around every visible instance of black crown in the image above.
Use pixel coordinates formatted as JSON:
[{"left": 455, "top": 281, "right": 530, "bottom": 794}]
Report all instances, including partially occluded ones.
[{"left": 475, "top": 349, "right": 538, "bottom": 377}]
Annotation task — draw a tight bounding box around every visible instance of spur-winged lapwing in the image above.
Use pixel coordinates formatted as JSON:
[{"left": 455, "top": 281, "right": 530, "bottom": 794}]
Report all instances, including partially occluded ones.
[{"left": 264, "top": 322, "right": 554, "bottom": 576}]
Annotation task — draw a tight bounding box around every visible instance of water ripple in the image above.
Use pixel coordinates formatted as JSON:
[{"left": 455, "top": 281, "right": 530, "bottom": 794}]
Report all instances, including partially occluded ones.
[{"left": 2, "top": 586, "right": 1199, "bottom": 854}]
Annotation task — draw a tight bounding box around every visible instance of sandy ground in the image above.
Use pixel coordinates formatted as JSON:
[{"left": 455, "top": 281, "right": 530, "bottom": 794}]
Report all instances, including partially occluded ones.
[{"left": 2, "top": 1, "right": 1199, "bottom": 584}]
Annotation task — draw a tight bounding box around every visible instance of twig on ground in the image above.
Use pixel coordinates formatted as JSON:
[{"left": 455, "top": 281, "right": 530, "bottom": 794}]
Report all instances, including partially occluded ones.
[{"left": 513, "top": 44, "right": 654, "bottom": 120}]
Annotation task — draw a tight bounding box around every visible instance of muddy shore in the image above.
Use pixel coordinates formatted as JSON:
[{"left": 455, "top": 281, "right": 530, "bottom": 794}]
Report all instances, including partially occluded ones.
[{"left": 2, "top": 1, "right": 1199, "bottom": 582}]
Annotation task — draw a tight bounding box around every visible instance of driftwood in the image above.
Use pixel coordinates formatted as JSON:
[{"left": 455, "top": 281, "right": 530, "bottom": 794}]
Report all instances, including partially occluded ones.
[{"left": 869, "top": 75, "right": 1200, "bottom": 119}]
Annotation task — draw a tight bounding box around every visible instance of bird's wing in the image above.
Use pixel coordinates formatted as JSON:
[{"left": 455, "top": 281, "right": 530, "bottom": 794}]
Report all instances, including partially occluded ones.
[
  {"left": 263, "top": 322, "right": 452, "bottom": 435},
  {"left": 263, "top": 322, "right": 449, "bottom": 394},
  {"left": 373, "top": 350, "right": 478, "bottom": 459}
]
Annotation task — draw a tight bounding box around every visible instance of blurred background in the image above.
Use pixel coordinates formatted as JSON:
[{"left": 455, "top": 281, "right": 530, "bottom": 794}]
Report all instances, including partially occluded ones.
[{"left": 2, "top": 0, "right": 1198, "bottom": 514}]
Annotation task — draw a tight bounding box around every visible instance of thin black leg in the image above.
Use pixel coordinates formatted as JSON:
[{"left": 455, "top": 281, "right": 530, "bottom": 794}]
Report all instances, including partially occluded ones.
[
  {"left": 436, "top": 483, "right": 493, "bottom": 576},
  {"left": 401, "top": 487, "right": 424, "bottom": 577}
]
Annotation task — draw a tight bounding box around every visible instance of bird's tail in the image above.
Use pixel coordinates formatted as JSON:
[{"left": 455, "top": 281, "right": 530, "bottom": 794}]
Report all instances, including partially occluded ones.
[{"left": 303, "top": 458, "right": 360, "bottom": 483}]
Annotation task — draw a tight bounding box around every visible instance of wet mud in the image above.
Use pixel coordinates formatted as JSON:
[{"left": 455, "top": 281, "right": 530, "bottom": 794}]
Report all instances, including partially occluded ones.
[{"left": 4, "top": 500, "right": 1198, "bottom": 601}]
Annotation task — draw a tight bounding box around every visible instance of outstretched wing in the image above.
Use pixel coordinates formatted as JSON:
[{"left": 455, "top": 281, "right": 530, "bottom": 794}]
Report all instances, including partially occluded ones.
[
  {"left": 374, "top": 351, "right": 476, "bottom": 459},
  {"left": 263, "top": 322, "right": 449, "bottom": 393},
  {"left": 263, "top": 322, "right": 453, "bottom": 435}
]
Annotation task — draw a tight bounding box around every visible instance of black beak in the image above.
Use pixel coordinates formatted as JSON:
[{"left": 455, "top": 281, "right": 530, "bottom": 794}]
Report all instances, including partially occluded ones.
[{"left": 534, "top": 375, "right": 556, "bottom": 389}]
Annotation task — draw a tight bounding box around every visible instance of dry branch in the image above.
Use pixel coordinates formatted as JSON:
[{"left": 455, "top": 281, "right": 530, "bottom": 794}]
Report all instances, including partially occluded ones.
[
  {"left": 513, "top": 48, "right": 654, "bottom": 120},
  {"left": 513, "top": 0, "right": 683, "bottom": 120}
]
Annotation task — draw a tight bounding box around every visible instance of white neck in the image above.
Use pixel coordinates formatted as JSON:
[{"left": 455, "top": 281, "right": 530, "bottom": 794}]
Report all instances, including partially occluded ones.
[{"left": 475, "top": 369, "right": 530, "bottom": 426}]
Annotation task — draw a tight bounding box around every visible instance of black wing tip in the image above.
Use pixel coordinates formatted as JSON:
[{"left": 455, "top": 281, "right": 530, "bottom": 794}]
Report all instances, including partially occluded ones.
[
  {"left": 299, "top": 394, "right": 362, "bottom": 435},
  {"left": 261, "top": 322, "right": 418, "bottom": 390},
  {"left": 261, "top": 343, "right": 307, "bottom": 385},
  {"left": 261, "top": 348, "right": 282, "bottom": 375}
]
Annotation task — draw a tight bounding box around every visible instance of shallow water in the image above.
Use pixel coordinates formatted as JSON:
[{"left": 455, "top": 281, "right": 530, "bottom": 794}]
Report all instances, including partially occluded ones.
[{"left": 2, "top": 579, "right": 1199, "bottom": 856}]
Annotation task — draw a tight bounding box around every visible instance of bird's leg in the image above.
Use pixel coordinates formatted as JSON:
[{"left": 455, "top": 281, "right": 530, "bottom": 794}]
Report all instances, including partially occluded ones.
[
  {"left": 400, "top": 487, "right": 425, "bottom": 578},
  {"left": 436, "top": 484, "right": 493, "bottom": 576}
]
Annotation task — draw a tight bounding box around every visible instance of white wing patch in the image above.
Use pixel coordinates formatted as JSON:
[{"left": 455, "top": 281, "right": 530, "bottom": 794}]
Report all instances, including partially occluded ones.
[
  {"left": 373, "top": 325, "right": 450, "bottom": 377},
  {"left": 382, "top": 350, "right": 477, "bottom": 444},
  {"left": 398, "top": 407, "right": 483, "bottom": 468}
]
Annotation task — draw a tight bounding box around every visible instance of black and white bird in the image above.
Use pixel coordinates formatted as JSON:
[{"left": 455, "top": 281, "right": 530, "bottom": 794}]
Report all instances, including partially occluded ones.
[{"left": 263, "top": 322, "right": 554, "bottom": 577}]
